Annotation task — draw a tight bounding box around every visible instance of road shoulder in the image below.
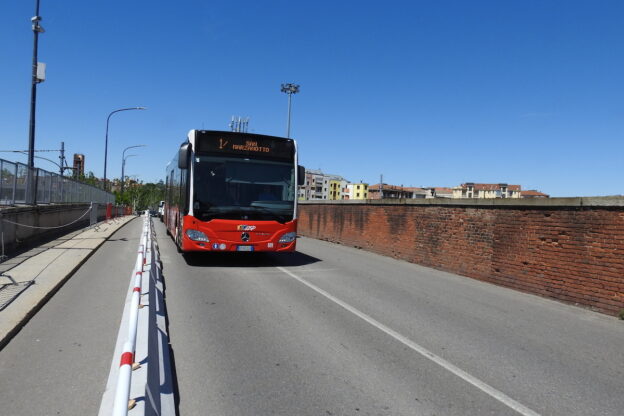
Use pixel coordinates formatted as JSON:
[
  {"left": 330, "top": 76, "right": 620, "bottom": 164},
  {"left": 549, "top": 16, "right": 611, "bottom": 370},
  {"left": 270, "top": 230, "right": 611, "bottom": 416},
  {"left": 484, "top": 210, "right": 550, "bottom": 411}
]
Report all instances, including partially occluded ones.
[{"left": 0, "top": 216, "right": 137, "bottom": 349}]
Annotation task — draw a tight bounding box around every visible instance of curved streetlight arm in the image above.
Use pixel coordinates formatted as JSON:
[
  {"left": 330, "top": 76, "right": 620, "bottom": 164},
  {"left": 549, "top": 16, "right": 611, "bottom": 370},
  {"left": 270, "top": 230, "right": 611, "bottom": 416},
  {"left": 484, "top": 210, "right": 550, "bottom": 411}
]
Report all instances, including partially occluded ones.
[
  {"left": 107, "top": 107, "right": 147, "bottom": 124},
  {"left": 122, "top": 144, "right": 146, "bottom": 160},
  {"left": 120, "top": 144, "right": 146, "bottom": 194},
  {"left": 104, "top": 107, "right": 146, "bottom": 190}
]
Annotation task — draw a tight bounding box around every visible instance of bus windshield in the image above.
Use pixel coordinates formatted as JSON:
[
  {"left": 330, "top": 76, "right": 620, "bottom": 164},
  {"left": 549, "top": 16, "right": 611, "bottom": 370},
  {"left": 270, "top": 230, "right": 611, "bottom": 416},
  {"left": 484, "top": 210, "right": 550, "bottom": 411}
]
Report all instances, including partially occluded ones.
[{"left": 192, "top": 155, "right": 295, "bottom": 223}]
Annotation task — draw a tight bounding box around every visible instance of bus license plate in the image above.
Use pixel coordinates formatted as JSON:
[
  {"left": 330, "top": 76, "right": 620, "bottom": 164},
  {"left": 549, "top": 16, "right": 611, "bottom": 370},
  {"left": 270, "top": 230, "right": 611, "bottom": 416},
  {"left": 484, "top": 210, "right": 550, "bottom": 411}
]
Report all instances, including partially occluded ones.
[{"left": 236, "top": 245, "right": 254, "bottom": 252}]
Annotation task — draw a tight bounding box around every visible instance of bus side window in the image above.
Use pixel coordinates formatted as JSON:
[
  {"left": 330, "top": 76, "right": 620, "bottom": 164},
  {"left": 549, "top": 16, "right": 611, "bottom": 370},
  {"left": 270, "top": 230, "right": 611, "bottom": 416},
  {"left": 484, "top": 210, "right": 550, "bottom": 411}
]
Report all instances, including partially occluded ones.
[
  {"left": 181, "top": 166, "right": 189, "bottom": 214},
  {"left": 169, "top": 171, "right": 174, "bottom": 206}
]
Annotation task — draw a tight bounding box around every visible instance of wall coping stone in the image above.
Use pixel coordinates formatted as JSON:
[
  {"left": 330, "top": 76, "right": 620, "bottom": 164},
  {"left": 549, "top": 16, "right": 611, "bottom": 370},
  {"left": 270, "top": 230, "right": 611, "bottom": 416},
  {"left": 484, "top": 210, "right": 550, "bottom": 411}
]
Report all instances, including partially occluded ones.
[{"left": 299, "top": 196, "right": 624, "bottom": 208}]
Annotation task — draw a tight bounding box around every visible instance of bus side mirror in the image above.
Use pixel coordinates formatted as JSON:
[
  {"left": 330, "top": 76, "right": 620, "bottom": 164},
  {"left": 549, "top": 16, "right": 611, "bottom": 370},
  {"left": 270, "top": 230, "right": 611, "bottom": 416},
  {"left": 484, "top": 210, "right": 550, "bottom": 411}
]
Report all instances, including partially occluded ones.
[
  {"left": 297, "top": 165, "right": 305, "bottom": 186},
  {"left": 178, "top": 142, "right": 191, "bottom": 169}
]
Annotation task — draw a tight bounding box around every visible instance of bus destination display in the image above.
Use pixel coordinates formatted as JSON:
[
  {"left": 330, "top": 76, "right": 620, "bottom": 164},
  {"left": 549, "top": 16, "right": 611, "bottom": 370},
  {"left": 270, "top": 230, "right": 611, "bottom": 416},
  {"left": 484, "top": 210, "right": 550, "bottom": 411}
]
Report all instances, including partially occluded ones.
[{"left": 195, "top": 131, "right": 294, "bottom": 160}]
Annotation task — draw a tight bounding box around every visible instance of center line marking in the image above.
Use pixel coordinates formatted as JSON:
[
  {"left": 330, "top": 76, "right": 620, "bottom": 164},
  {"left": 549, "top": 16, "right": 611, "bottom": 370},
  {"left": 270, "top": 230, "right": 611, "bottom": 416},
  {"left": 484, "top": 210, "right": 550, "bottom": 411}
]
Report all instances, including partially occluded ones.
[{"left": 277, "top": 266, "right": 541, "bottom": 416}]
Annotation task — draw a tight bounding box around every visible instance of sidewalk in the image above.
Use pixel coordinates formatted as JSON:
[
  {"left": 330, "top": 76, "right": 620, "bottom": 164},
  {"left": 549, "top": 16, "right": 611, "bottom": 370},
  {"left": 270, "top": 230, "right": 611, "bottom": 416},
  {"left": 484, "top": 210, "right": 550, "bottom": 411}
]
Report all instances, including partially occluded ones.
[{"left": 0, "top": 215, "right": 137, "bottom": 349}]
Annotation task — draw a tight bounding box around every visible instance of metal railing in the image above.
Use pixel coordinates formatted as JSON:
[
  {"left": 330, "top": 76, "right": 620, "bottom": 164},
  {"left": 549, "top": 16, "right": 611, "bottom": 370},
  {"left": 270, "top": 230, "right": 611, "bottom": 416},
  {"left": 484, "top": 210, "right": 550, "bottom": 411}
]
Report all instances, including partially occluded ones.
[
  {"left": 99, "top": 214, "right": 175, "bottom": 415},
  {"left": 112, "top": 215, "right": 149, "bottom": 415},
  {"left": 0, "top": 158, "right": 114, "bottom": 206}
]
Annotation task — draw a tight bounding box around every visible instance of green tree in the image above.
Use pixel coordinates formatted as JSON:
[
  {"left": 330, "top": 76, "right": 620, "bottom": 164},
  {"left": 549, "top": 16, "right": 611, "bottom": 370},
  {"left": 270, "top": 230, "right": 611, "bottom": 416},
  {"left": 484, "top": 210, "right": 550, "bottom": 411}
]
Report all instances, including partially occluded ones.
[
  {"left": 115, "top": 180, "right": 164, "bottom": 211},
  {"left": 78, "top": 171, "right": 100, "bottom": 187}
]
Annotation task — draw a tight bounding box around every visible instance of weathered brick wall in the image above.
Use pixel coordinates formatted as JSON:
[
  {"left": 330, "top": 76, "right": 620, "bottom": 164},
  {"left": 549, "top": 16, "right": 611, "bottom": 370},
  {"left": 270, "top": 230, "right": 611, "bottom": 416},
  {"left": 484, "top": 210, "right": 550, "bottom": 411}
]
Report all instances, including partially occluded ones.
[{"left": 298, "top": 198, "right": 624, "bottom": 316}]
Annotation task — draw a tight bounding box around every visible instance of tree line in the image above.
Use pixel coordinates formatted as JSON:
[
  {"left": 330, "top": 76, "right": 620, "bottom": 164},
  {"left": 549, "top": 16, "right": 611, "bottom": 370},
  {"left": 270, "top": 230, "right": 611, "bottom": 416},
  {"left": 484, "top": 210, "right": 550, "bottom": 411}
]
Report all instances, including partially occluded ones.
[
  {"left": 115, "top": 180, "right": 165, "bottom": 211},
  {"left": 79, "top": 171, "right": 165, "bottom": 211}
]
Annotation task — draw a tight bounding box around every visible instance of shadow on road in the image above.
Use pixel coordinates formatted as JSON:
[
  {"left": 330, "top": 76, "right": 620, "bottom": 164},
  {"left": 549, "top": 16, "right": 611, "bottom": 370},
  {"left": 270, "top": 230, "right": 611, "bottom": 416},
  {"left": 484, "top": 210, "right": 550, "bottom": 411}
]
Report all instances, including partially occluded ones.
[
  {"left": 106, "top": 237, "right": 129, "bottom": 242},
  {"left": 182, "top": 250, "right": 321, "bottom": 268}
]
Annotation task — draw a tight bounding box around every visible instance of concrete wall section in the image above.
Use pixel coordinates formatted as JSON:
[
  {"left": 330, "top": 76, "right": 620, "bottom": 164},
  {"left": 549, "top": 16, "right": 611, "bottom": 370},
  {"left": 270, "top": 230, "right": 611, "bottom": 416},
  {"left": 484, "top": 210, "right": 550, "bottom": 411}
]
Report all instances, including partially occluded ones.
[
  {"left": 298, "top": 198, "right": 624, "bottom": 316},
  {"left": 0, "top": 204, "right": 109, "bottom": 256}
]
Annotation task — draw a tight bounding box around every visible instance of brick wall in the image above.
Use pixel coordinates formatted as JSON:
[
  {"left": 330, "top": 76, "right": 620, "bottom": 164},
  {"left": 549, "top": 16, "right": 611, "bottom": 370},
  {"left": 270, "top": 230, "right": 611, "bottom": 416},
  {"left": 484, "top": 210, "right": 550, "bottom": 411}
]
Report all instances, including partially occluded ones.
[{"left": 298, "top": 198, "right": 624, "bottom": 316}]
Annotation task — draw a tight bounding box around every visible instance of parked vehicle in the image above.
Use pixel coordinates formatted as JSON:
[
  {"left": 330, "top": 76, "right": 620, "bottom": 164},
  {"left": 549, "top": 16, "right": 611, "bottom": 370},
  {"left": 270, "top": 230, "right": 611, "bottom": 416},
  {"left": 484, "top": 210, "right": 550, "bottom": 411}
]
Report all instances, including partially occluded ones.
[{"left": 158, "top": 200, "right": 165, "bottom": 221}]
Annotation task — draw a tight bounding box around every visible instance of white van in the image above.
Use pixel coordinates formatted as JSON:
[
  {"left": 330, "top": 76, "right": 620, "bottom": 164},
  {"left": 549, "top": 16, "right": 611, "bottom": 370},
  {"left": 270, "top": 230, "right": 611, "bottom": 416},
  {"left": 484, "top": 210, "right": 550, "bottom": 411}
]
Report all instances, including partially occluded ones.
[{"left": 158, "top": 200, "right": 165, "bottom": 221}]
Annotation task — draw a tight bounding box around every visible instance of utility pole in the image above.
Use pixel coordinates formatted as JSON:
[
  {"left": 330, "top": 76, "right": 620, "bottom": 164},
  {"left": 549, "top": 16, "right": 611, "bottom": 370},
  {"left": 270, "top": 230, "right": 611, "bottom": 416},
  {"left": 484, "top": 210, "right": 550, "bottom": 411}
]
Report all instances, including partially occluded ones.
[
  {"left": 28, "top": 0, "right": 44, "bottom": 170},
  {"left": 27, "top": 0, "right": 45, "bottom": 204},
  {"left": 59, "top": 141, "right": 65, "bottom": 176}
]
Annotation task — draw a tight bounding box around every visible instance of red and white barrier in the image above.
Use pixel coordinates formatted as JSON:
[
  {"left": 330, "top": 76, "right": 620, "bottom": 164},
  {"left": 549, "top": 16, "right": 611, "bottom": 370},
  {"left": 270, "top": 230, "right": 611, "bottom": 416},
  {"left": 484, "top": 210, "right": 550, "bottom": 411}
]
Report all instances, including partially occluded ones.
[
  {"left": 110, "top": 214, "right": 150, "bottom": 416},
  {"left": 100, "top": 212, "right": 174, "bottom": 416},
  {"left": 112, "top": 342, "right": 135, "bottom": 414}
]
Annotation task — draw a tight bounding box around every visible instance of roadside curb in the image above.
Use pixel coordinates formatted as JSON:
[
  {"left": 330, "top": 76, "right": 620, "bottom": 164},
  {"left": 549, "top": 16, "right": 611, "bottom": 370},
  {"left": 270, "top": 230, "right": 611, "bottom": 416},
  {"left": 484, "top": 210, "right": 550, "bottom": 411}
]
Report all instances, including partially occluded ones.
[{"left": 0, "top": 216, "right": 137, "bottom": 350}]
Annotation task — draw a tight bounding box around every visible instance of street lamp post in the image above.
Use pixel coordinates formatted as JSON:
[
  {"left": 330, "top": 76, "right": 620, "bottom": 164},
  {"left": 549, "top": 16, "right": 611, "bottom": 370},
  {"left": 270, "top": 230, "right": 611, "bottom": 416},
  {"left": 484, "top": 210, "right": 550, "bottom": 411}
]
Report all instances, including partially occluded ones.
[
  {"left": 121, "top": 144, "right": 145, "bottom": 194},
  {"left": 121, "top": 154, "right": 136, "bottom": 195},
  {"left": 280, "top": 83, "right": 300, "bottom": 138},
  {"left": 104, "top": 107, "right": 146, "bottom": 190}
]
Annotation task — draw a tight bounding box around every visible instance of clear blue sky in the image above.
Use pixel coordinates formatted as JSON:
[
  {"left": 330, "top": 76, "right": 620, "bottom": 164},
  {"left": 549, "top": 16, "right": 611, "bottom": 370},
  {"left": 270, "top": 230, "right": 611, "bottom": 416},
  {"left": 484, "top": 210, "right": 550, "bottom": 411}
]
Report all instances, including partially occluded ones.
[{"left": 1, "top": 0, "right": 622, "bottom": 197}]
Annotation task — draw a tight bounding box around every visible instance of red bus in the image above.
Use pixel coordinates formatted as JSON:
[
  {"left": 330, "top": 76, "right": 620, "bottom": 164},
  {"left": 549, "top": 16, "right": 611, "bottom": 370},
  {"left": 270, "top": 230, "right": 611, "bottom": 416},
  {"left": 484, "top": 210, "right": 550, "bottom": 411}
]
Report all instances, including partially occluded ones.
[{"left": 164, "top": 130, "right": 304, "bottom": 253}]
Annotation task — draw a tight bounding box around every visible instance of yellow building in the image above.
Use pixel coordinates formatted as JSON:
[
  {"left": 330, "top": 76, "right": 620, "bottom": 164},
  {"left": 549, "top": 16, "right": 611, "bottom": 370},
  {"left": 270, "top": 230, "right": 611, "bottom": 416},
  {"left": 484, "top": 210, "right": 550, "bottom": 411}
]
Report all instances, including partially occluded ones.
[
  {"left": 329, "top": 179, "right": 349, "bottom": 200},
  {"left": 348, "top": 183, "right": 369, "bottom": 200},
  {"left": 329, "top": 180, "right": 340, "bottom": 200}
]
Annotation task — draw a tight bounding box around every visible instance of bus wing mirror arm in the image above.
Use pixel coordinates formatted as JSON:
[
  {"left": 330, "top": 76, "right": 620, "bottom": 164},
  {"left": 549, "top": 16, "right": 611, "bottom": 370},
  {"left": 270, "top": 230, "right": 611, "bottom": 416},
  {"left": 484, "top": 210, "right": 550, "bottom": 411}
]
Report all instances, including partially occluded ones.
[{"left": 297, "top": 165, "right": 305, "bottom": 186}]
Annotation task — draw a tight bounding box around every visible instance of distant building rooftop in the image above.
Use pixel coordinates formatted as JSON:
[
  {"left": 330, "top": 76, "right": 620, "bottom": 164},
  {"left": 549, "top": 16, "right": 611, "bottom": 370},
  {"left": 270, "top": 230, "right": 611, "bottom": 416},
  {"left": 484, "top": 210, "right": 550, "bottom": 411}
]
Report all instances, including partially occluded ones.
[
  {"left": 521, "top": 190, "right": 549, "bottom": 198},
  {"left": 459, "top": 183, "right": 521, "bottom": 191}
]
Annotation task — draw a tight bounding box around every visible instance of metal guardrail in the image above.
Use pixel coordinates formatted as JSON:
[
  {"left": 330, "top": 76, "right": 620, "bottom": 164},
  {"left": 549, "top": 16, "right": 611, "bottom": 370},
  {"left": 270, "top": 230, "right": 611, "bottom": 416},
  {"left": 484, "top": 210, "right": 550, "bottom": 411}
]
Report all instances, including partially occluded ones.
[
  {"left": 100, "top": 214, "right": 175, "bottom": 416},
  {"left": 112, "top": 216, "right": 149, "bottom": 415},
  {"left": 0, "top": 158, "right": 114, "bottom": 206}
]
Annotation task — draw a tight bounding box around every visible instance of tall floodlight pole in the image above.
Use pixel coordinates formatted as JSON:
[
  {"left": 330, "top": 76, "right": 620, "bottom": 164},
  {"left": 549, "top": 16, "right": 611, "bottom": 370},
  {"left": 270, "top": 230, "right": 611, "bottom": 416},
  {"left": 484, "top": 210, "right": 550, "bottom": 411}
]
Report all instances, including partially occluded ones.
[
  {"left": 104, "top": 107, "right": 146, "bottom": 190},
  {"left": 280, "top": 83, "right": 300, "bottom": 138},
  {"left": 121, "top": 144, "right": 146, "bottom": 194}
]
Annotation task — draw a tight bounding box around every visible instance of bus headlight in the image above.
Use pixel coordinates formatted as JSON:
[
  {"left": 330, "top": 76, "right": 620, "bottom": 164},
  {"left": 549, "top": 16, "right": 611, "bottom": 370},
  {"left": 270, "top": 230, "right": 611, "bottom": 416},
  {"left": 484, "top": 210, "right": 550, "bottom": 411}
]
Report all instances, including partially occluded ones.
[
  {"left": 186, "top": 229, "right": 210, "bottom": 242},
  {"left": 278, "top": 232, "right": 297, "bottom": 243}
]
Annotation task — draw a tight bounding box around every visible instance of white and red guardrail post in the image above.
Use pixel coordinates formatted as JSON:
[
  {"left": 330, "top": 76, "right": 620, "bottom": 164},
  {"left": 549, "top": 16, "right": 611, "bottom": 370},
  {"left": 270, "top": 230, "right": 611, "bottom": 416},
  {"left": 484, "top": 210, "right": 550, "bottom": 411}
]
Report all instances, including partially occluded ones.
[
  {"left": 100, "top": 211, "right": 174, "bottom": 416},
  {"left": 111, "top": 214, "right": 150, "bottom": 415}
]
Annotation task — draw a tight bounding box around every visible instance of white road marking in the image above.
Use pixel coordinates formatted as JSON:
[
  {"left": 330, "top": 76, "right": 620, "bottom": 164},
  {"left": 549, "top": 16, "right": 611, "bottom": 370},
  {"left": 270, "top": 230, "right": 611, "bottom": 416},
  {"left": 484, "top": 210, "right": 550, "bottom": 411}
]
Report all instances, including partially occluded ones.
[{"left": 277, "top": 266, "right": 541, "bottom": 416}]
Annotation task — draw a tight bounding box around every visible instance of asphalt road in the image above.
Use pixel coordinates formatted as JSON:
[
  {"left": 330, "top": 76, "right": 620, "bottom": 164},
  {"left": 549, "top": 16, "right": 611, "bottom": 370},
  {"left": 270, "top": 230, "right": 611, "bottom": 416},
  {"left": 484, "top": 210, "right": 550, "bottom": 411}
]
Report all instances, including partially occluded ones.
[
  {"left": 156, "top": 220, "right": 624, "bottom": 416},
  {"left": 0, "top": 217, "right": 143, "bottom": 416},
  {"left": 1, "top": 217, "right": 623, "bottom": 416}
]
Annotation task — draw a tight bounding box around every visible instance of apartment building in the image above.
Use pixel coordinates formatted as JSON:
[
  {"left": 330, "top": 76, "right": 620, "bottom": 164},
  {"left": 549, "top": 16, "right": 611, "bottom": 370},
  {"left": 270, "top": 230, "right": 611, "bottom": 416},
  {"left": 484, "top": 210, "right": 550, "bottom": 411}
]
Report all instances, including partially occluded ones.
[
  {"left": 424, "top": 187, "right": 453, "bottom": 198},
  {"left": 347, "top": 182, "right": 369, "bottom": 200},
  {"left": 298, "top": 169, "right": 347, "bottom": 200},
  {"left": 369, "top": 184, "right": 417, "bottom": 199},
  {"left": 368, "top": 183, "right": 458, "bottom": 199},
  {"left": 297, "top": 168, "right": 547, "bottom": 201},
  {"left": 452, "top": 183, "right": 521, "bottom": 199},
  {"left": 329, "top": 179, "right": 350, "bottom": 200}
]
